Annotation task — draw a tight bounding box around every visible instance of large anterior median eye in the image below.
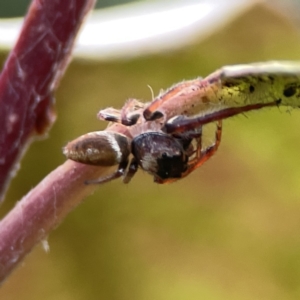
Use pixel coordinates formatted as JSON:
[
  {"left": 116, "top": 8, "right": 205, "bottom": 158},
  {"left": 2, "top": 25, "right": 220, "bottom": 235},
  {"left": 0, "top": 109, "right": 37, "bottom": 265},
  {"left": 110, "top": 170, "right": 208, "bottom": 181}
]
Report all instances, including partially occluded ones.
[{"left": 131, "top": 132, "right": 188, "bottom": 180}]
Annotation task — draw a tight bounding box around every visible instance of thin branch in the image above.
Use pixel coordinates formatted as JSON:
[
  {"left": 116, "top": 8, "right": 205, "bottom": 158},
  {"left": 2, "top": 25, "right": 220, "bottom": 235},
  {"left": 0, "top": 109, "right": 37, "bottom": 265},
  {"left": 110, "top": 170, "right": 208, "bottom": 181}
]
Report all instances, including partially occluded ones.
[
  {"left": 0, "top": 160, "right": 109, "bottom": 284},
  {"left": 0, "top": 0, "right": 96, "bottom": 202},
  {"left": 0, "top": 0, "right": 95, "bottom": 284}
]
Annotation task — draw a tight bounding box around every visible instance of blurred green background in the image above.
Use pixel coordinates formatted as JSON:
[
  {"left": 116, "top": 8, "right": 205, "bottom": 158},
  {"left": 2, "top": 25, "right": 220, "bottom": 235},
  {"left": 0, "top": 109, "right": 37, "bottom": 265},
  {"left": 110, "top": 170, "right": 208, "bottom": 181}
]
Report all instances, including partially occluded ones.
[{"left": 2, "top": 1, "right": 300, "bottom": 300}]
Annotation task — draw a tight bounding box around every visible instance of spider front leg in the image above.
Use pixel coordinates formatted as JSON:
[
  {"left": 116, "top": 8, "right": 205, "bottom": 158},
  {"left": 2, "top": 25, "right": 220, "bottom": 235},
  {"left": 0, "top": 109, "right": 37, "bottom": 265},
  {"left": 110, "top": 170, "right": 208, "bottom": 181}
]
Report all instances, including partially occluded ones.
[
  {"left": 164, "top": 100, "right": 280, "bottom": 134},
  {"left": 120, "top": 99, "right": 145, "bottom": 125},
  {"left": 87, "top": 157, "right": 140, "bottom": 184},
  {"left": 123, "top": 157, "right": 139, "bottom": 184},
  {"left": 155, "top": 120, "right": 222, "bottom": 184},
  {"left": 85, "top": 159, "right": 129, "bottom": 184},
  {"left": 184, "top": 120, "right": 222, "bottom": 177},
  {"left": 143, "top": 78, "right": 202, "bottom": 121},
  {"left": 98, "top": 98, "right": 146, "bottom": 126}
]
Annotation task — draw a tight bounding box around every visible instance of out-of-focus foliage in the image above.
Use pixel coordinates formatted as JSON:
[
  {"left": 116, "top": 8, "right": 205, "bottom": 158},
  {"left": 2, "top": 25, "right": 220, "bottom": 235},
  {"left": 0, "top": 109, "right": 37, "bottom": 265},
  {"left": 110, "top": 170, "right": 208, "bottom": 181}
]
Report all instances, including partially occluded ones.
[{"left": 1, "top": 2, "right": 300, "bottom": 300}]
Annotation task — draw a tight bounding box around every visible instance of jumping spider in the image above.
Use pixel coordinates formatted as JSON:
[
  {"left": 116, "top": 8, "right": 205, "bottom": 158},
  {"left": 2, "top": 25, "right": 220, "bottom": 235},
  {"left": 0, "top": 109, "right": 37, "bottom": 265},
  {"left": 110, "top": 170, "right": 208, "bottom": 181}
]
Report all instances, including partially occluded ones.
[
  {"left": 64, "top": 61, "right": 297, "bottom": 185},
  {"left": 63, "top": 98, "right": 222, "bottom": 184}
]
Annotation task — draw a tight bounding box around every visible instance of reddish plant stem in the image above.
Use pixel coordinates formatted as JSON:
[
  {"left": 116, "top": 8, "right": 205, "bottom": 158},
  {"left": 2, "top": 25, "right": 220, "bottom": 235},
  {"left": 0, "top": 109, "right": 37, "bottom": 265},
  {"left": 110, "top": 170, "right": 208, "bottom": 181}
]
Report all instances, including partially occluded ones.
[
  {"left": 0, "top": 0, "right": 96, "bottom": 202},
  {"left": 0, "top": 160, "right": 109, "bottom": 284}
]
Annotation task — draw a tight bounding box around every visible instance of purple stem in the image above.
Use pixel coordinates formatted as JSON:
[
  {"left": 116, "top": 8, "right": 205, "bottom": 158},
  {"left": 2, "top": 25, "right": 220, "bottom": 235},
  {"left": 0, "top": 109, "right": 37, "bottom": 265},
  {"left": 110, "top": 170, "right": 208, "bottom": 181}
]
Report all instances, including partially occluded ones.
[
  {"left": 0, "top": 0, "right": 95, "bottom": 201},
  {"left": 0, "top": 160, "right": 109, "bottom": 284},
  {"left": 0, "top": 0, "right": 96, "bottom": 283}
]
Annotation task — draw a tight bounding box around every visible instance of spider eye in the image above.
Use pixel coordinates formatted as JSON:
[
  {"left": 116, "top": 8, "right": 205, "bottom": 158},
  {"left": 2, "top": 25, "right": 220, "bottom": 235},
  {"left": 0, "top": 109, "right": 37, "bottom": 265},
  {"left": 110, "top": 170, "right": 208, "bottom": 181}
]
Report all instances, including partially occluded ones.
[
  {"left": 132, "top": 132, "right": 188, "bottom": 180},
  {"left": 162, "top": 152, "right": 168, "bottom": 158},
  {"left": 156, "top": 154, "right": 187, "bottom": 179}
]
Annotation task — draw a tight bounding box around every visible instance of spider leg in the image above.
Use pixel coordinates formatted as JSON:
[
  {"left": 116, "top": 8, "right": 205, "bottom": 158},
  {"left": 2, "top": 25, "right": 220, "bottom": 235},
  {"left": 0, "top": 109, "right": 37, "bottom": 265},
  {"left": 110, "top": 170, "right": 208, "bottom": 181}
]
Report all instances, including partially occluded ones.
[
  {"left": 97, "top": 98, "right": 146, "bottom": 125},
  {"left": 123, "top": 157, "right": 139, "bottom": 183},
  {"left": 164, "top": 100, "right": 280, "bottom": 134},
  {"left": 120, "top": 98, "right": 145, "bottom": 125},
  {"left": 97, "top": 107, "right": 122, "bottom": 123},
  {"left": 183, "top": 120, "right": 222, "bottom": 178},
  {"left": 143, "top": 79, "right": 201, "bottom": 121},
  {"left": 85, "top": 160, "right": 129, "bottom": 185},
  {"left": 157, "top": 121, "right": 222, "bottom": 184},
  {"left": 186, "top": 129, "right": 203, "bottom": 168}
]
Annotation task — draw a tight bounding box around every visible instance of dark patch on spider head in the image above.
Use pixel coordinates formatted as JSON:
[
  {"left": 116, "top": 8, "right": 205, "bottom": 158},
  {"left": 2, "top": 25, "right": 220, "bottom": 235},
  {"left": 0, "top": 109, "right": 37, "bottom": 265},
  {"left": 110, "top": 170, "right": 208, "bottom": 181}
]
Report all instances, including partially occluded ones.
[{"left": 156, "top": 153, "right": 188, "bottom": 179}]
